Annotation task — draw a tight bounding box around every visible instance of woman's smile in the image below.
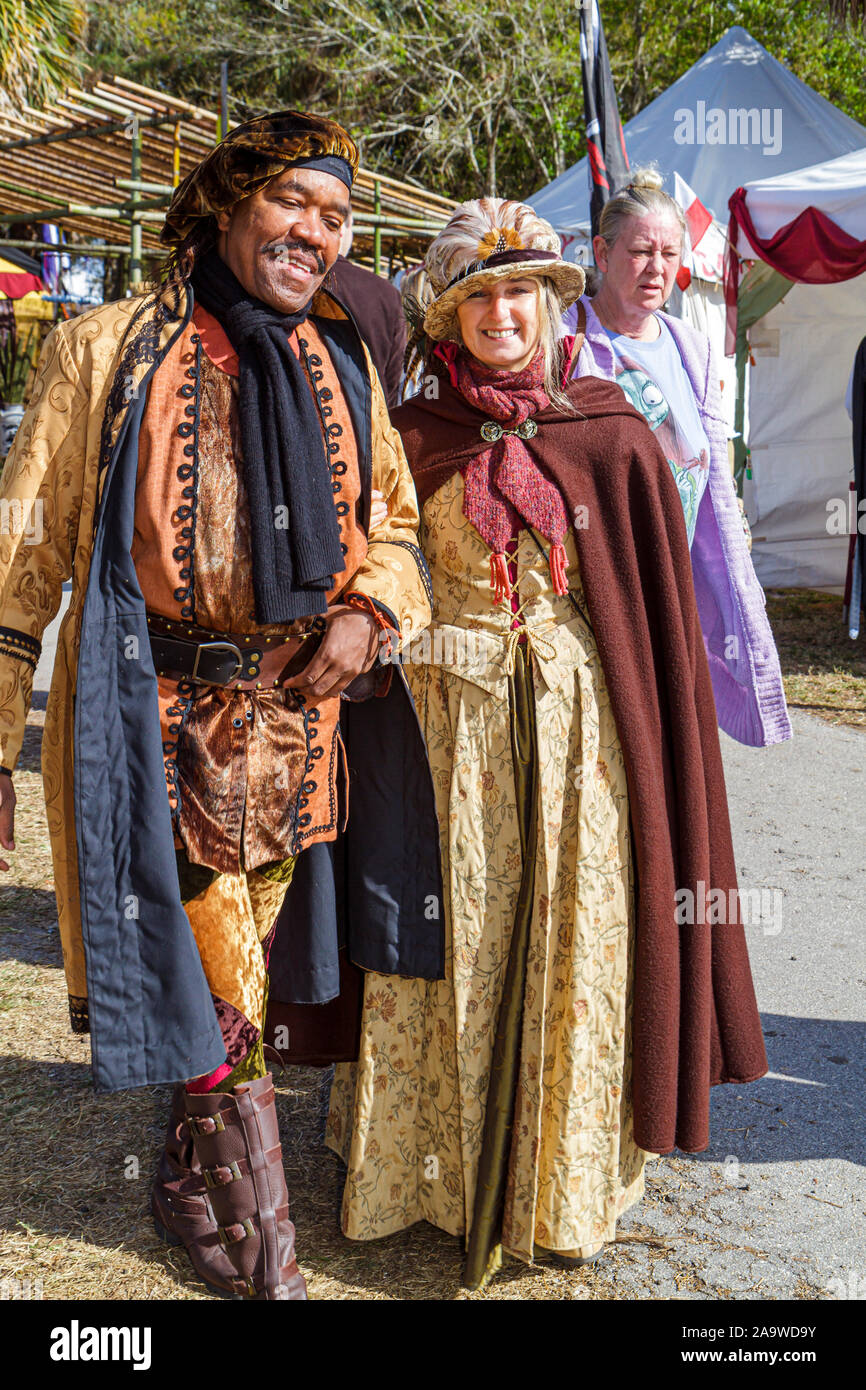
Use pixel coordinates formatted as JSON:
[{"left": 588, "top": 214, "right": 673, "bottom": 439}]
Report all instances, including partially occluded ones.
[{"left": 457, "top": 279, "right": 541, "bottom": 370}]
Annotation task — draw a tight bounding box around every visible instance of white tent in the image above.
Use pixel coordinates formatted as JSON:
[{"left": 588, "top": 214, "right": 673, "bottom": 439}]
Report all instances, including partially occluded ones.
[
  {"left": 730, "top": 148, "right": 866, "bottom": 592},
  {"left": 529, "top": 25, "right": 866, "bottom": 241}
]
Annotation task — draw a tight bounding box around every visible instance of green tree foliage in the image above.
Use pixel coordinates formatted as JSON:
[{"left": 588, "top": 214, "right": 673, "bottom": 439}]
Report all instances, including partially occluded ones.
[
  {"left": 0, "top": 0, "right": 85, "bottom": 108},
  {"left": 81, "top": 0, "right": 866, "bottom": 200},
  {"left": 605, "top": 2, "right": 866, "bottom": 142},
  {"left": 85, "top": 0, "right": 237, "bottom": 100}
]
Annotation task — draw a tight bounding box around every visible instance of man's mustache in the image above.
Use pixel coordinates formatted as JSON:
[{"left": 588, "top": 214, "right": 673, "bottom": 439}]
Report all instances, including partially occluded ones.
[{"left": 264, "top": 239, "right": 326, "bottom": 274}]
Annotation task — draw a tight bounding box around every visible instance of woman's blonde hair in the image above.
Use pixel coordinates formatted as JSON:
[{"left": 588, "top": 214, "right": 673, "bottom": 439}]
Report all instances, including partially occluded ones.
[
  {"left": 400, "top": 262, "right": 435, "bottom": 389},
  {"left": 596, "top": 166, "right": 685, "bottom": 250}
]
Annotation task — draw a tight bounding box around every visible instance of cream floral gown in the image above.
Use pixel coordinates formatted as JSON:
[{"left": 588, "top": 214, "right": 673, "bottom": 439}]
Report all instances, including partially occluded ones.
[{"left": 327, "top": 470, "right": 651, "bottom": 1265}]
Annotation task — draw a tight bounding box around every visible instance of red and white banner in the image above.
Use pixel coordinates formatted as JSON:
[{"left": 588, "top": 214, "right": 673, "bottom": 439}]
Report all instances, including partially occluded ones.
[{"left": 674, "top": 173, "right": 726, "bottom": 288}]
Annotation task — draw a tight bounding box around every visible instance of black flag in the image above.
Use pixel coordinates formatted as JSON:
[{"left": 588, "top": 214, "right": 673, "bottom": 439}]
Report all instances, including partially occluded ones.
[{"left": 579, "top": 0, "right": 630, "bottom": 239}]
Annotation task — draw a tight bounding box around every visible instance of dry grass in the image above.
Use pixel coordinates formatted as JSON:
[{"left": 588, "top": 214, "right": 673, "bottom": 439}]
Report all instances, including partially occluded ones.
[{"left": 766, "top": 587, "right": 866, "bottom": 729}]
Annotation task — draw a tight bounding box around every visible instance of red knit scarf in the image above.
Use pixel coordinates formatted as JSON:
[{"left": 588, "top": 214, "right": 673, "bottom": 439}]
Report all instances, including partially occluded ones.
[{"left": 443, "top": 345, "right": 570, "bottom": 599}]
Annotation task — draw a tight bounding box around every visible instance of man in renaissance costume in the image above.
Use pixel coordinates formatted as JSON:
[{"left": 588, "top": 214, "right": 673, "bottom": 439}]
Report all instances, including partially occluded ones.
[{"left": 0, "top": 111, "right": 442, "bottom": 1300}]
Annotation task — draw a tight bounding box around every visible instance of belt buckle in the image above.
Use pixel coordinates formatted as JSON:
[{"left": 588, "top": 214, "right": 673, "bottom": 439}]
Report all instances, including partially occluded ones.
[{"left": 191, "top": 640, "right": 244, "bottom": 685}]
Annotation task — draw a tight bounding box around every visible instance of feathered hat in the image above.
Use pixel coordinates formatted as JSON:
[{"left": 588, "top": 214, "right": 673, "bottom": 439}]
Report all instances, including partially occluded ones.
[{"left": 423, "top": 197, "right": 585, "bottom": 342}]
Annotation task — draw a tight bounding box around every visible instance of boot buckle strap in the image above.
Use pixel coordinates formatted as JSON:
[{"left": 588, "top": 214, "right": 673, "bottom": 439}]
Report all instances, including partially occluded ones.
[
  {"left": 203, "top": 1160, "right": 242, "bottom": 1188},
  {"left": 187, "top": 1112, "right": 225, "bottom": 1136},
  {"left": 231, "top": 1276, "right": 259, "bottom": 1298},
  {"left": 218, "top": 1217, "right": 255, "bottom": 1247}
]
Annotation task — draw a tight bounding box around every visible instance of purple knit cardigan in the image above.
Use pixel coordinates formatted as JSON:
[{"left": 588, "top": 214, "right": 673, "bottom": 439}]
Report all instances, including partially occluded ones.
[{"left": 567, "top": 295, "right": 791, "bottom": 747}]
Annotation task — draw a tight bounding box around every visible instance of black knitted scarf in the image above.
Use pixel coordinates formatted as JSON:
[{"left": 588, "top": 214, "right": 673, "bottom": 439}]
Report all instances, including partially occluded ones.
[{"left": 190, "top": 249, "right": 345, "bottom": 622}]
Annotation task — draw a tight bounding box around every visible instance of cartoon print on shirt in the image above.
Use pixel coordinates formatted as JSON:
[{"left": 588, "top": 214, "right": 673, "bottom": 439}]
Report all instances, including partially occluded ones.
[{"left": 615, "top": 359, "right": 709, "bottom": 545}]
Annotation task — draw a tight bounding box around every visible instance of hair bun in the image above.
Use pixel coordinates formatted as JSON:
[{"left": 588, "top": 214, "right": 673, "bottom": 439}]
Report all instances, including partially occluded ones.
[{"left": 627, "top": 166, "right": 663, "bottom": 193}]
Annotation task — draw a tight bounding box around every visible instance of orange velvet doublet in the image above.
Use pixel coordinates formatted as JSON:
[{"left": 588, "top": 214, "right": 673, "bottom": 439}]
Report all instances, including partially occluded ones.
[{"left": 131, "top": 304, "right": 369, "bottom": 873}]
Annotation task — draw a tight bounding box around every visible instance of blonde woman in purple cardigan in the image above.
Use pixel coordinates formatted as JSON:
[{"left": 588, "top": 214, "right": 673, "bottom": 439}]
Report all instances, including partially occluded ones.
[{"left": 565, "top": 168, "right": 791, "bottom": 747}]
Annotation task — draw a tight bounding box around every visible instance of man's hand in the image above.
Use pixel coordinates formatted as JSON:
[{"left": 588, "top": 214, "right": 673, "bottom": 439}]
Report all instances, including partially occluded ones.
[
  {"left": 284, "top": 604, "right": 380, "bottom": 701},
  {"left": 0, "top": 772, "right": 15, "bottom": 872}
]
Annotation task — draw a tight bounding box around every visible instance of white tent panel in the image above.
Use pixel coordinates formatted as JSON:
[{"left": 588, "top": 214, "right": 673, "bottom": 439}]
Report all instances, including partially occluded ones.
[
  {"left": 746, "top": 536, "right": 848, "bottom": 590},
  {"left": 558, "top": 227, "right": 594, "bottom": 265},
  {"left": 529, "top": 26, "right": 866, "bottom": 232},
  {"left": 744, "top": 277, "right": 866, "bottom": 590}
]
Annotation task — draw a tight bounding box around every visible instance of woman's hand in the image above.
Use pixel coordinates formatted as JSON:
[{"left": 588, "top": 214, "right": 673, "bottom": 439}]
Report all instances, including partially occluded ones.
[
  {"left": 0, "top": 772, "right": 16, "bottom": 872},
  {"left": 370, "top": 488, "right": 388, "bottom": 529}
]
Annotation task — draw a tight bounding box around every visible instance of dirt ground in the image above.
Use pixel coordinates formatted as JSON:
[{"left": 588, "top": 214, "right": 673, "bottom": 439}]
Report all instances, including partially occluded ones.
[
  {"left": 1, "top": 886, "right": 809, "bottom": 1305},
  {"left": 0, "top": 730, "right": 764, "bottom": 1303},
  {"left": 765, "top": 588, "right": 866, "bottom": 730}
]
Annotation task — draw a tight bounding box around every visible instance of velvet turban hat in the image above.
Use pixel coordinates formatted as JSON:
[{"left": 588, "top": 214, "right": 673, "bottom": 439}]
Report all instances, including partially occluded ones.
[{"left": 161, "top": 109, "right": 359, "bottom": 248}]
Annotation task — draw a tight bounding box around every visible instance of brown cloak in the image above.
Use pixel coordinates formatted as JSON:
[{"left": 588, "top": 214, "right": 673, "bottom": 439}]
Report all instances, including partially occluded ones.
[{"left": 392, "top": 371, "right": 768, "bottom": 1155}]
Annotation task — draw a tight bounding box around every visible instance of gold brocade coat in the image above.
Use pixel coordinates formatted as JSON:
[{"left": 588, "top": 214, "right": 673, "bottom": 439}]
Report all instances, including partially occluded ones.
[{"left": 0, "top": 281, "right": 433, "bottom": 1083}]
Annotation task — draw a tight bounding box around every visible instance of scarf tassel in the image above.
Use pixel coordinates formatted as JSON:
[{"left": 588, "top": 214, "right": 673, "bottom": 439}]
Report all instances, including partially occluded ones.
[
  {"left": 489, "top": 551, "right": 513, "bottom": 604},
  {"left": 549, "top": 541, "right": 569, "bottom": 597}
]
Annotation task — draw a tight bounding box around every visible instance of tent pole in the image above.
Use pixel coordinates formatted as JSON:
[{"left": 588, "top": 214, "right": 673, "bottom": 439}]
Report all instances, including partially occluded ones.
[
  {"left": 0, "top": 238, "right": 161, "bottom": 257},
  {"left": 733, "top": 320, "right": 749, "bottom": 496},
  {"left": 0, "top": 113, "right": 174, "bottom": 154},
  {"left": 129, "top": 117, "right": 143, "bottom": 289}
]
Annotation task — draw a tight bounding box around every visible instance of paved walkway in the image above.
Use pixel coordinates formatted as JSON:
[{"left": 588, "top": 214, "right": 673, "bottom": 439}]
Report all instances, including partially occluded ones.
[{"left": 612, "top": 711, "right": 866, "bottom": 1300}]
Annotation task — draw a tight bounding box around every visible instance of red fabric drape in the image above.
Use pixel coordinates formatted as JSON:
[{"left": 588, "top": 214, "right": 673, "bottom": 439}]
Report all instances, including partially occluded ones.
[{"left": 724, "top": 187, "right": 866, "bottom": 355}]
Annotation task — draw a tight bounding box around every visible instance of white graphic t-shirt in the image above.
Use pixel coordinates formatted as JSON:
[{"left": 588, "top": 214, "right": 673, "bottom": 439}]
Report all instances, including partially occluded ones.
[{"left": 604, "top": 319, "right": 711, "bottom": 547}]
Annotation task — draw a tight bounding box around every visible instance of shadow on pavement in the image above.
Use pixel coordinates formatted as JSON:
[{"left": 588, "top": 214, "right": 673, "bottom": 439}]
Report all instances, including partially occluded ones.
[{"left": 698, "top": 1012, "right": 865, "bottom": 1166}]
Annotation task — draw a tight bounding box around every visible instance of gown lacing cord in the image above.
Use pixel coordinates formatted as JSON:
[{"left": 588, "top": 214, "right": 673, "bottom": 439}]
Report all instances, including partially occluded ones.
[{"left": 499, "top": 589, "right": 558, "bottom": 678}]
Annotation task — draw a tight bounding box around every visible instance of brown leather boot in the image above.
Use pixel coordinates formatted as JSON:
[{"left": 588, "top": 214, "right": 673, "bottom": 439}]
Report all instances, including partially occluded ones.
[
  {"left": 185, "top": 1073, "right": 308, "bottom": 1300},
  {"left": 151, "top": 1085, "right": 238, "bottom": 1293}
]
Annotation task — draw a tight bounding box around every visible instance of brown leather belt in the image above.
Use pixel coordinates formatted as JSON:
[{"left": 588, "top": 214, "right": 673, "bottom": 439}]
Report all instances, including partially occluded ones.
[{"left": 146, "top": 613, "right": 326, "bottom": 690}]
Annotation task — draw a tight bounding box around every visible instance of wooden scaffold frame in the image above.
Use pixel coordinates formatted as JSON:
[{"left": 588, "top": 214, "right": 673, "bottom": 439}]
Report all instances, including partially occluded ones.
[{"left": 0, "top": 74, "right": 455, "bottom": 292}]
